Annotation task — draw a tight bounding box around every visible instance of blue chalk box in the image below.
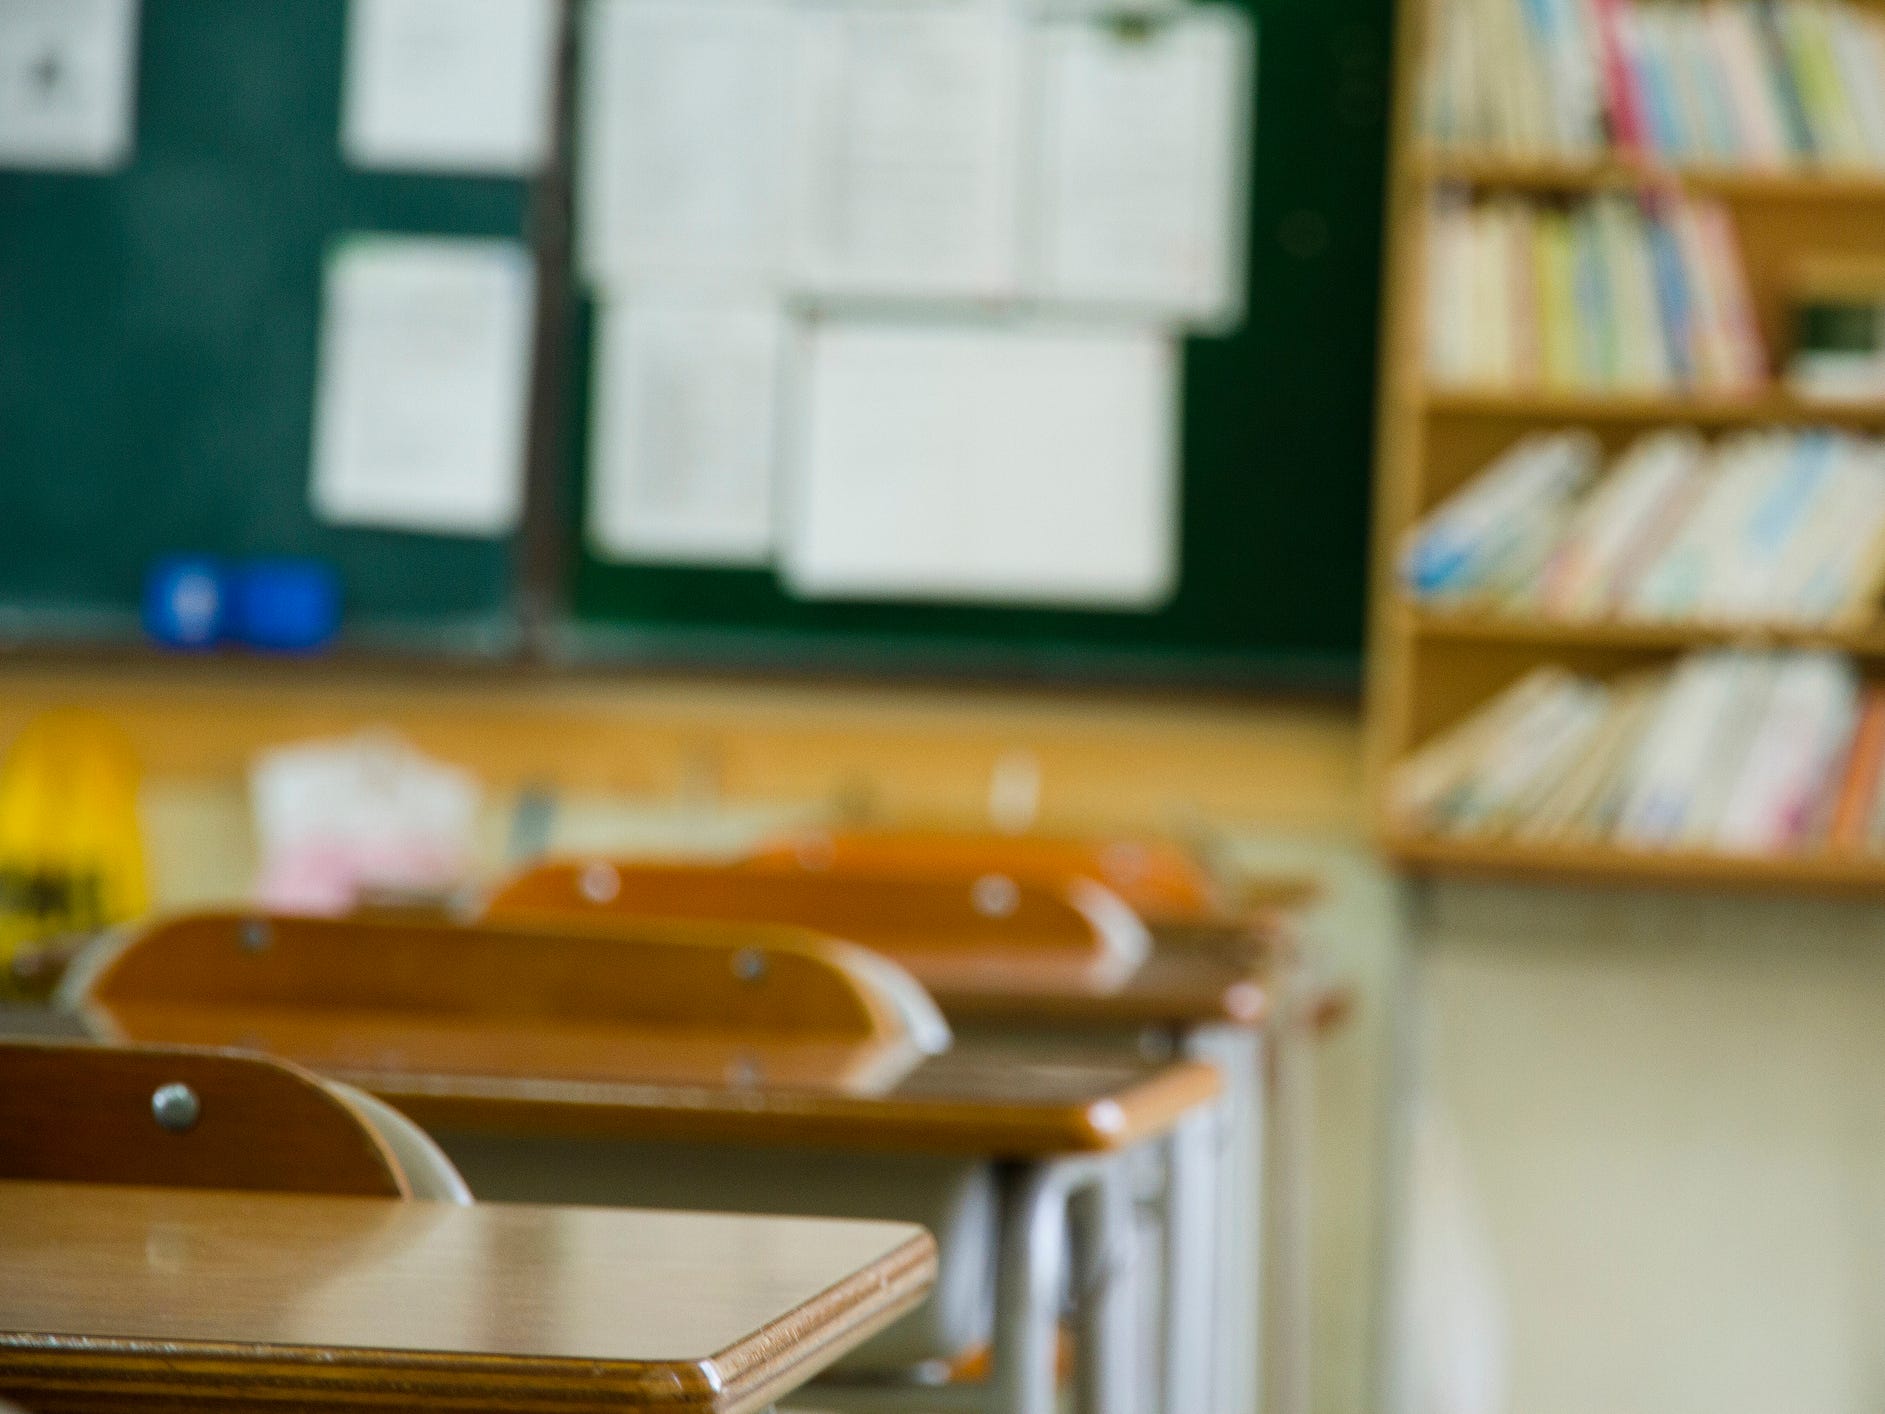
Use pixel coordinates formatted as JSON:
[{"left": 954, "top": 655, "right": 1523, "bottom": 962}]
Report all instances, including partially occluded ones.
[
  {"left": 229, "top": 559, "right": 340, "bottom": 652},
  {"left": 142, "top": 556, "right": 228, "bottom": 649}
]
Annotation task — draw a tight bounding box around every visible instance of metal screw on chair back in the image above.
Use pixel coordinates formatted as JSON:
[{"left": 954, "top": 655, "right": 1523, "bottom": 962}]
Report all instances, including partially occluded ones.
[{"left": 151, "top": 1082, "right": 201, "bottom": 1133}]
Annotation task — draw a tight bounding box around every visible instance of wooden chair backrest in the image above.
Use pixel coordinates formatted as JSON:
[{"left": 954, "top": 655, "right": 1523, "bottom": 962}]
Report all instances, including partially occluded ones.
[
  {"left": 79, "top": 911, "right": 942, "bottom": 1095},
  {"left": 0, "top": 1039, "right": 409, "bottom": 1197},
  {"left": 484, "top": 860, "right": 1149, "bottom": 993},
  {"left": 744, "top": 829, "right": 1321, "bottom": 921},
  {"left": 740, "top": 829, "right": 1219, "bottom": 920}
]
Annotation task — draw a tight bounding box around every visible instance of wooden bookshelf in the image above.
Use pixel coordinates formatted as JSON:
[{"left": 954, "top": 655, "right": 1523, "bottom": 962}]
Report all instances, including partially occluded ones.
[
  {"left": 1366, "top": 0, "right": 1885, "bottom": 892},
  {"left": 1419, "top": 150, "right": 1885, "bottom": 201},
  {"left": 1385, "top": 831, "right": 1885, "bottom": 895},
  {"left": 1405, "top": 608, "right": 1885, "bottom": 657},
  {"left": 1424, "top": 387, "right": 1885, "bottom": 426}
]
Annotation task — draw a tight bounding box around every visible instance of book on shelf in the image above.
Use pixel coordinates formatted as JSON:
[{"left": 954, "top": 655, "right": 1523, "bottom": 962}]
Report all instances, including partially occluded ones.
[
  {"left": 1426, "top": 191, "right": 1764, "bottom": 392},
  {"left": 1400, "top": 426, "right": 1885, "bottom": 625},
  {"left": 1391, "top": 648, "right": 1885, "bottom": 854},
  {"left": 1830, "top": 689, "right": 1885, "bottom": 843},
  {"left": 1423, "top": 0, "right": 1885, "bottom": 170}
]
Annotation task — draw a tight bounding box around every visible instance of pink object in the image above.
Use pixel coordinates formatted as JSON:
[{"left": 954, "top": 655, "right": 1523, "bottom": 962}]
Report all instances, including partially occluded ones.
[{"left": 1593, "top": 0, "right": 1648, "bottom": 153}]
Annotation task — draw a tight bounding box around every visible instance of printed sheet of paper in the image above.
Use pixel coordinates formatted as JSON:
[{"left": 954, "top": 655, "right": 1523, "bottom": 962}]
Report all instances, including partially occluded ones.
[
  {"left": 791, "top": 10, "right": 1023, "bottom": 299},
  {"left": 785, "top": 320, "right": 1179, "bottom": 607},
  {"left": 341, "top": 0, "right": 558, "bottom": 174},
  {"left": 0, "top": 0, "right": 139, "bottom": 170},
  {"left": 251, "top": 731, "right": 482, "bottom": 916},
  {"left": 1030, "top": 9, "right": 1254, "bottom": 326},
  {"left": 577, "top": 0, "right": 792, "bottom": 286},
  {"left": 311, "top": 237, "right": 537, "bottom": 537},
  {"left": 587, "top": 299, "right": 785, "bottom": 566},
  {"left": 1019, "top": 0, "right": 1185, "bottom": 14}
]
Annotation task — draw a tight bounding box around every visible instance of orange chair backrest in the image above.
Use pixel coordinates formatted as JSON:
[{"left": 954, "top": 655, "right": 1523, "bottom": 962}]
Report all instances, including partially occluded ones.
[
  {"left": 485, "top": 859, "right": 1150, "bottom": 994},
  {"left": 0, "top": 1039, "right": 410, "bottom": 1197},
  {"left": 78, "top": 911, "right": 943, "bottom": 1095},
  {"left": 743, "top": 829, "right": 1227, "bottom": 922}
]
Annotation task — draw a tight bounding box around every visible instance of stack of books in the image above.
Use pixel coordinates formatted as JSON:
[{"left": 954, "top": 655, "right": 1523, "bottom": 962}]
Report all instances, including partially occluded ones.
[
  {"left": 1392, "top": 650, "right": 1885, "bottom": 852},
  {"left": 1402, "top": 427, "right": 1885, "bottom": 624},
  {"left": 1424, "top": 0, "right": 1885, "bottom": 167},
  {"left": 1426, "top": 192, "right": 1764, "bottom": 390}
]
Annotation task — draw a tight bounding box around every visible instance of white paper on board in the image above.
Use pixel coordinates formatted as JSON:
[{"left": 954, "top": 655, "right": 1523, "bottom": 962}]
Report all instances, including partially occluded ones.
[
  {"left": 587, "top": 299, "right": 785, "bottom": 566},
  {"left": 0, "top": 0, "right": 139, "bottom": 170},
  {"left": 791, "top": 8, "right": 1023, "bottom": 300},
  {"left": 251, "top": 732, "right": 482, "bottom": 915},
  {"left": 785, "top": 319, "right": 1180, "bottom": 608},
  {"left": 311, "top": 237, "right": 537, "bottom": 537},
  {"left": 341, "top": 0, "right": 558, "bottom": 174},
  {"left": 577, "top": 0, "right": 792, "bottom": 287},
  {"left": 1029, "top": 9, "right": 1254, "bottom": 327},
  {"left": 1016, "top": 0, "right": 1184, "bottom": 16}
]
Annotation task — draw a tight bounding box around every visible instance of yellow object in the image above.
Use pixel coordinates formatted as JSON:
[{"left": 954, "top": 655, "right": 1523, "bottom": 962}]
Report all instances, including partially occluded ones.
[{"left": 0, "top": 709, "right": 148, "bottom": 990}]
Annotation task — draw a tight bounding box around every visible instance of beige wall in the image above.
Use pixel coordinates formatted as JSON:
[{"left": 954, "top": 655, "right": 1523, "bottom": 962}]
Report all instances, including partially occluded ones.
[
  {"left": 1, "top": 662, "right": 1363, "bottom": 837},
  {"left": 1417, "top": 881, "right": 1885, "bottom": 1414}
]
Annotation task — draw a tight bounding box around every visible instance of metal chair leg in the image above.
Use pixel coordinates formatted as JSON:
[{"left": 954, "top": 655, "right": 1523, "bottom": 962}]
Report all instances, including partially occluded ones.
[
  {"left": 804, "top": 1151, "right": 1155, "bottom": 1414},
  {"left": 1187, "top": 1024, "right": 1267, "bottom": 1414},
  {"left": 1070, "top": 1159, "right": 1139, "bottom": 1414},
  {"left": 1161, "top": 1105, "right": 1221, "bottom": 1414},
  {"left": 990, "top": 1160, "right": 1075, "bottom": 1414}
]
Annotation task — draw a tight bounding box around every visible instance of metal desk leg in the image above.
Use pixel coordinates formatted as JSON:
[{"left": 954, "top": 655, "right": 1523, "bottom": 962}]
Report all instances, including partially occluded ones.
[
  {"left": 988, "top": 1154, "right": 1146, "bottom": 1414},
  {"left": 1185, "top": 1024, "right": 1266, "bottom": 1414},
  {"left": 1070, "top": 1158, "right": 1139, "bottom": 1414},
  {"left": 1160, "top": 1105, "right": 1220, "bottom": 1414}
]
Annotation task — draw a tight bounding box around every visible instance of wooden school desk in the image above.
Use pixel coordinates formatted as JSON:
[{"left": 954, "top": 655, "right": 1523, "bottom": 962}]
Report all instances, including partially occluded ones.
[
  {"left": 0, "top": 1178, "right": 936, "bottom": 1414},
  {"left": 728, "top": 841, "right": 1335, "bottom": 1414},
  {"left": 487, "top": 858, "right": 1301, "bottom": 1414},
  {"left": 735, "top": 824, "right": 1332, "bottom": 1414},
  {"left": 313, "top": 1052, "right": 1212, "bottom": 1414},
  {"left": 70, "top": 912, "right": 1223, "bottom": 1414}
]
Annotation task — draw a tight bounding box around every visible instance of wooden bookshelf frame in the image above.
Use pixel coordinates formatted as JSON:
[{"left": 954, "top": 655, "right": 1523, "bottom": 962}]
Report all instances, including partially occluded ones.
[{"left": 1366, "top": 0, "right": 1885, "bottom": 892}]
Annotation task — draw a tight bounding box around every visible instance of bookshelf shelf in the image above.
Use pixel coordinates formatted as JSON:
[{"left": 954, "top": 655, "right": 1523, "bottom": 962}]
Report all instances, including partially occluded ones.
[
  {"left": 1386, "top": 830, "right": 1885, "bottom": 895},
  {"left": 1422, "top": 388, "right": 1885, "bottom": 426},
  {"left": 1406, "top": 608, "right": 1885, "bottom": 656},
  {"left": 1368, "top": 0, "right": 1885, "bottom": 896},
  {"left": 1420, "top": 150, "right": 1885, "bottom": 202}
]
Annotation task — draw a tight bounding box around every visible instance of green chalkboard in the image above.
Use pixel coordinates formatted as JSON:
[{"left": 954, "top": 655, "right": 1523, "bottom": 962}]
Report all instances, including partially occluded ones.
[
  {"left": 0, "top": 0, "right": 534, "bottom": 651},
  {"left": 565, "top": 0, "right": 1394, "bottom": 688}
]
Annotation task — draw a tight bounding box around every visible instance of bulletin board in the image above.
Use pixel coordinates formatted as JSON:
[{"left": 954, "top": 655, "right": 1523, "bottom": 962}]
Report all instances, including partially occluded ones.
[
  {"left": 0, "top": 0, "right": 1393, "bottom": 687},
  {"left": 0, "top": 0, "right": 535, "bottom": 652},
  {"left": 563, "top": 0, "right": 1395, "bottom": 688}
]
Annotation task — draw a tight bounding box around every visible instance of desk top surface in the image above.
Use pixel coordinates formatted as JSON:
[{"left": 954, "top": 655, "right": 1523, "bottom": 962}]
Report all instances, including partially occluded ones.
[
  {"left": 926, "top": 921, "right": 1285, "bottom": 1027},
  {"left": 6, "top": 1009, "right": 1220, "bottom": 1156},
  {"left": 360, "top": 1042, "right": 1220, "bottom": 1157},
  {"left": 0, "top": 1179, "right": 934, "bottom": 1414}
]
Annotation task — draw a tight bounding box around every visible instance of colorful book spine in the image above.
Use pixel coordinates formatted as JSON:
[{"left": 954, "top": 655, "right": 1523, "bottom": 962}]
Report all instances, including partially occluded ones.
[
  {"left": 1828, "top": 689, "right": 1885, "bottom": 847},
  {"left": 1425, "top": 0, "right": 1885, "bottom": 171},
  {"left": 1592, "top": 0, "right": 1651, "bottom": 151},
  {"left": 1394, "top": 649, "right": 1885, "bottom": 856},
  {"left": 1645, "top": 203, "right": 1695, "bottom": 383},
  {"left": 1407, "top": 427, "right": 1885, "bottom": 629}
]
